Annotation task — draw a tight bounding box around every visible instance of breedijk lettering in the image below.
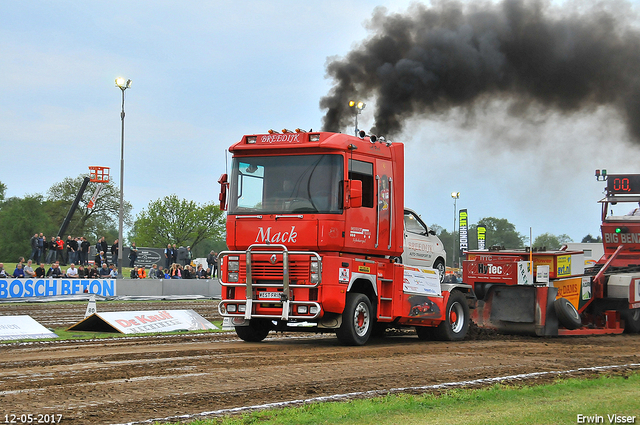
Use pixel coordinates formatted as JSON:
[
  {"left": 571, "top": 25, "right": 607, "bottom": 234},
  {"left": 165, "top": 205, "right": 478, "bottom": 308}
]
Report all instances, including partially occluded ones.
[
  {"left": 259, "top": 134, "right": 301, "bottom": 144},
  {"left": 255, "top": 226, "right": 298, "bottom": 243}
]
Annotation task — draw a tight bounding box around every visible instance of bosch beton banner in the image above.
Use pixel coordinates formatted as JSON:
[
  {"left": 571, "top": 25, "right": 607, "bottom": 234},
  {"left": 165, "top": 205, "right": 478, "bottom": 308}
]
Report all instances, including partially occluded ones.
[
  {"left": 459, "top": 209, "right": 468, "bottom": 257},
  {"left": 0, "top": 279, "right": 116, "bottom": 299}
]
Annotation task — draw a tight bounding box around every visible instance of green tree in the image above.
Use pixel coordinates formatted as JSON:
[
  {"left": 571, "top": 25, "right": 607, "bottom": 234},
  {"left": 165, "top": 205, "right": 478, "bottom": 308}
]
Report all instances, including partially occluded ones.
[
  {"left": 130, "top": 195, "right": 226, "bottom": 249},
  {"left": 0, "top": 181, "right": 6, "bottom": 201},
  {"left": 475, "top": 217, "right": 526, "bottom": 249},
  {"left": 0, "top": 196, "right": 56, "bottom": 262},
  {"left": 582, "top": 234, "right": 603, "bottom": 243},
  {"left": 533, "top": 233, "right": 573, "bottom": 250},
  {"left": 46, "top": 175, "right": 133, "bottom": 238}
]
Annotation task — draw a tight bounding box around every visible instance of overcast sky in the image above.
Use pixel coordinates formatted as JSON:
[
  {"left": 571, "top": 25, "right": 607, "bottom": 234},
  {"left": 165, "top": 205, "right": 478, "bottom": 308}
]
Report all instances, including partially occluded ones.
[{"left": 2, "top": 0, "right": 640, "bottom": 245}]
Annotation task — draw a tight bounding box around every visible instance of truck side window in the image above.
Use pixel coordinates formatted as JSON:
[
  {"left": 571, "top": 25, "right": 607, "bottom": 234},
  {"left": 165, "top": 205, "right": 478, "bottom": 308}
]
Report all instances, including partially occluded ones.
[
  {"left": 348, "top": 159, "right": 374, "bottom": 208},
  {"left": 405, "top": 211, "right": 427, "bottom": 235}
]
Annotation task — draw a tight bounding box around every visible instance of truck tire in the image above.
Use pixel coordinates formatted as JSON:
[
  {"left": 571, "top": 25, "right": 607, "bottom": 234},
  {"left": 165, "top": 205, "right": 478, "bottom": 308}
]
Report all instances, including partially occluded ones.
[
  {"left": 554, "top": 298, "right": 582, "bottom": 330},
  {"left": 235, "top": 319, "right": 272, "bottom": 342},
  {"left": 336, "top": 293, "right": 373, "bottom": 346},
  {"left": 434, "top": 260, "right": 446, "bottom": 284},
  {"left": 623, "top": 308, "right": 640, "bottom": 333},
  {"left": 433, "top": 291, "right": 470, "bottom": 341}
]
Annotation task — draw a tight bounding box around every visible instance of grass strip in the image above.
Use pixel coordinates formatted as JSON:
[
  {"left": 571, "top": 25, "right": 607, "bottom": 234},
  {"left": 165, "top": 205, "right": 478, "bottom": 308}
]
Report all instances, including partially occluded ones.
[{"left": 164, "top": 372, "right": 640, "bottom": 425}]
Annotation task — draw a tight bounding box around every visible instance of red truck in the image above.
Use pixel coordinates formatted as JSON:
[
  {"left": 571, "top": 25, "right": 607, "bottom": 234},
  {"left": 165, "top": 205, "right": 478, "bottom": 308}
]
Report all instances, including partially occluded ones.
[
  {"left": 217, "top": 130, "right": 472, "bottom": 345},
  {"left": 463, "top": 171, "right": 640, "bottom": 336}
]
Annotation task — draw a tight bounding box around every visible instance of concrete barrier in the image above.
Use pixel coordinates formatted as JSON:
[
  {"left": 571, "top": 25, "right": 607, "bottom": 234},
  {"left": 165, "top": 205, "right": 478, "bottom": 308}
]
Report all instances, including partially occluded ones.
[{"left": 119, "top": 279, "right": 221, "bottom": 298}]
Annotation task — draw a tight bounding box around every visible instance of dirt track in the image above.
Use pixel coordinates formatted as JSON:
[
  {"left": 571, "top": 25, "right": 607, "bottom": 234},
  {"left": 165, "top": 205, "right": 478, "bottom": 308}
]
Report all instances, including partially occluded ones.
[{"left": 1, "top": 300, "right": 640, "bottom": 425}]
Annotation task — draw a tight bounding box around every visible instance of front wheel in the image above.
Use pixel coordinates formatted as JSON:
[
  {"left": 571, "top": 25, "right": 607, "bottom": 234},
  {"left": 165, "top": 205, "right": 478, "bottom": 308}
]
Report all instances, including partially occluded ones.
[
  {"left": 235, "top": 319, "right": 272, "bottom": 342},
  {"left": 434, "top": 260, "right": 446, "bottom": 284},
  {"left": 433, "top": 291, "right": 470, "bottom": 341},
  {"left": 336, "top": 293, "right": 373, "bottom": 346}
]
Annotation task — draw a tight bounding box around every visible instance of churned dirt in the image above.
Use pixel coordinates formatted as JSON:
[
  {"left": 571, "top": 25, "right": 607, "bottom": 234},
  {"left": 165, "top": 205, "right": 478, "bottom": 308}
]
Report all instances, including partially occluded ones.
[{"left": 1, "top": 300, "right": 640, "bottom": 425}]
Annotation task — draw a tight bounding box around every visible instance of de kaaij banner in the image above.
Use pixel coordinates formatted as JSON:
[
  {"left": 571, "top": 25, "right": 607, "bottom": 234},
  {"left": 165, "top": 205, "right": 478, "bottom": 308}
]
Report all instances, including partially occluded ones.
[{"left": 68, "top": 309, "right": 218, "bottom": 334}]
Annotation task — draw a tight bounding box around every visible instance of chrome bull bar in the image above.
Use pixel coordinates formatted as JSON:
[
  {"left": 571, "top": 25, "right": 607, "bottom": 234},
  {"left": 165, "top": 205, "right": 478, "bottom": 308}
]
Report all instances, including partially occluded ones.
[{"left": 218, "top": 244, "right": 322, "bottom": 321}]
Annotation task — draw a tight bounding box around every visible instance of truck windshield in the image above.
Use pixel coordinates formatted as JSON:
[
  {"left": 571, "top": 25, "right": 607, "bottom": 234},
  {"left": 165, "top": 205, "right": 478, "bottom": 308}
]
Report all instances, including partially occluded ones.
[{"left": 229, "top": 154, "right": 344, "bottom": 214}]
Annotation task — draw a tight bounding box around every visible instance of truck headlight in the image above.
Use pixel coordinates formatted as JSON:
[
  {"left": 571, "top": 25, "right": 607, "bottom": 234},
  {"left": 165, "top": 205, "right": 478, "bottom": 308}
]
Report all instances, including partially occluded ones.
[
  {"left": 228, "top": 272, "right": 239, "bottom": 282},
  {"left": 309, "top": 306, "right": 319, "bottom": 314},
  {"left": 238, "top": 304, "right": 246, "bottom": 313},
  {"left": 310, "top": 260, "right": 319, "bottom": 273},
  {"left": 297, "top": 305, "right": 308, "bottom": 314},
  {"left": 310, "top": 273, "right": 319, "bottom": 284},
  {"left": 227, "top": 304, "right": 237, "bottom": 313}
]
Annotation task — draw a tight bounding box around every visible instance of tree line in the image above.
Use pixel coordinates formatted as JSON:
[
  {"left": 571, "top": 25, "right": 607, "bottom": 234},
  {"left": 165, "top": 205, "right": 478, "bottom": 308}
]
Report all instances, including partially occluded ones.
[
  {"left": 0, "top": 174, "right": 601, "bottom": 265},
  {"left": 431, "top": 217, "right": 601, "bottom": 268},
  {"left": 0, "top": 174, "right": 226, "bottom": 263}
]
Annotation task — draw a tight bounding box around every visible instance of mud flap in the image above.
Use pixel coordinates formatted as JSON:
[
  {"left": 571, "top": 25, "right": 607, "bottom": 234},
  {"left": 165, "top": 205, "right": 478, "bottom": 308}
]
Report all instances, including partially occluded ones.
[{"left": 474, "top": 285, "right": 559, "bottom": 336}]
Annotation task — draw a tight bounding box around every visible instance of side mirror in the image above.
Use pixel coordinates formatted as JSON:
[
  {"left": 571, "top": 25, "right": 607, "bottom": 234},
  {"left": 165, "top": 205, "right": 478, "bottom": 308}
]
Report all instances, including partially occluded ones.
[
  {"left": 345, "top": 179, "right": 362, "bottom": 209},
  {"left": 218, "top": 173, "right": 228, "bottom": 211}
]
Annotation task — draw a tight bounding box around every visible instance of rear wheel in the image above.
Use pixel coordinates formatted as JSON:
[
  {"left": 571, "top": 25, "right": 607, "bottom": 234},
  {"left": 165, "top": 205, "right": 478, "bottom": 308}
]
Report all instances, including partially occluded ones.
[
  {"left": 554, "top": 298, "right": 582, "bottom": 330},
  {"left": 433, "top": 291, "right": 470, "bottom": 341},
  {"left": 336, "top": 293, "right": 373, "bottom": 346},
  {"left": 235, "top": 319, "right": 272, "bottom": 342},
  {"left": 623, "top": 308, "right": 640, "bottom": 333}
]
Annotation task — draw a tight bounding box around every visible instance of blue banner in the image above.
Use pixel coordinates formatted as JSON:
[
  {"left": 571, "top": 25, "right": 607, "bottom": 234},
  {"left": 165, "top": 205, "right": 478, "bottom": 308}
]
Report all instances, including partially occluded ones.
[{"left": 0, "top": 279, "right": 116, "bottom": 299}]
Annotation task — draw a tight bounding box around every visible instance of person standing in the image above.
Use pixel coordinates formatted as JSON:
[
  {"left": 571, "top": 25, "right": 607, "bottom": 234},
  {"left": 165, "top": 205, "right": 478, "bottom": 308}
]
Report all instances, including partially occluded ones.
[
  {"left": 65, "top": 235, "right": 75, "bottom": 265},
  {"left": 80, "top": 237, "right": 90, "bottom": 266},
  {"left": 111, "top": 239, "right": 119, "bottom": 268},
  {"left": 29, "top": 234, "right": 39, "bottom": 263},
  {"left": 172, "top": 243, "right": 178, "bottom": 265},
  {"left": 99, "top": 237, "right": 108, "bottom": 258},
  {"left": 185, "top": 246, "right": 192, "bottom": 266},
  {"left": 46, "top": 236, "right": 57, "bottom": 264},
  {"left": 129, "top": 242, "right": 138, "bottom": 268},
  {"left": 55, "top": 236, "right": 64, "bottom": 264},
  {"left": 37, "top": 233, "right": 44, "bottom": 264},
  {"left": 165, "top": 244, "right": 173, "bottom": 269}
]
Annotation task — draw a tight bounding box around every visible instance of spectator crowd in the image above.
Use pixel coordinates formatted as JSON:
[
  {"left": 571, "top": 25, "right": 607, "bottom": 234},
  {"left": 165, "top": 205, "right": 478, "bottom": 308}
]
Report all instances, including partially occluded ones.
[{"left": 15, "top": 233, "right": 220, "bottom": 280}]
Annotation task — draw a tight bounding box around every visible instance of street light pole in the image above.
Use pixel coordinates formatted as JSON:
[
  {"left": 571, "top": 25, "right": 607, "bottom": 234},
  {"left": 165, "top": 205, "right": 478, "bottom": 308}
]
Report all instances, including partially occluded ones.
[
  {"left": 348, "top": 100, "right": 366, "bottom": 136},
  {"left": 115, "top": 77, "right": 131, "bottom": 279},
  {"left": 451, "top": 192, "right": 460, "bottom": 269}
]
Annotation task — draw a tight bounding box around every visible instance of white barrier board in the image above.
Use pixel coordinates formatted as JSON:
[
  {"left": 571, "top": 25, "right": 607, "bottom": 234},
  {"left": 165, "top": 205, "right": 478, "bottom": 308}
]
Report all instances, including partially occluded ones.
[
  {"left": 0, "top": 315, "right": 58, "bottom": 340},
  {"left": 68, "top": 309, "right": 218, "bottom": 334},
  {"left": 403, "top": 266, "right": 441, "bottom": 296}
]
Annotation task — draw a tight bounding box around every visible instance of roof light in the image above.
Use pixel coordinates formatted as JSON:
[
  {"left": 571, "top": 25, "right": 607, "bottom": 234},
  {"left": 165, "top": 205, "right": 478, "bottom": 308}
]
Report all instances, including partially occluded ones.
[
  {"left": 282, "top": 129, "right": 293, "bottom": 133},
  {"left": 246, "top": 136, "right": 257, "bottom": 144},
  {"left": 295, "top": 128, "right": 307, "bottom": 133},
  {"left": 309, "top": 133, "right": 320, "bottom": 142},
  {"left": 268, "top": 129, "right": 279, "bottom": 134}
]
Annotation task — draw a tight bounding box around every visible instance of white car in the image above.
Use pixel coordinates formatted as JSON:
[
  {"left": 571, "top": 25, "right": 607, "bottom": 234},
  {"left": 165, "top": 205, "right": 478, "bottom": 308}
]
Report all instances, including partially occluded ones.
[{"left": 402, "top": 208, "right": 447, "bottom": 282}]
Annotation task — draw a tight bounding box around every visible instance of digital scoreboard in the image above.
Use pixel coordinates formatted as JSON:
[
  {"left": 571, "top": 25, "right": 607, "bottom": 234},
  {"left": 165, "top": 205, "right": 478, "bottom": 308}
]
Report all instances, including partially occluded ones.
[{"left": 607, "top": 174, "right": 640, "bottom": 195}]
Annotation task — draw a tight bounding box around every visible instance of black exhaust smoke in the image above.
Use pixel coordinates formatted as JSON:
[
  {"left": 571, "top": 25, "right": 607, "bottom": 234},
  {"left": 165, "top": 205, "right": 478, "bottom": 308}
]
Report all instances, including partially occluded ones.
[{"left": 320, "top": 0, "right": 640, "bottom": 138}]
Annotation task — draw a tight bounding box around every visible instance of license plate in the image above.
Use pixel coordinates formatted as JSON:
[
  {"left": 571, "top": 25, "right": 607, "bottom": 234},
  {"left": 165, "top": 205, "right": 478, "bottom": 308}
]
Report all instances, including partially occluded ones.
[{"left": 259, "top": 291, "right": 281, "bottom": 299}]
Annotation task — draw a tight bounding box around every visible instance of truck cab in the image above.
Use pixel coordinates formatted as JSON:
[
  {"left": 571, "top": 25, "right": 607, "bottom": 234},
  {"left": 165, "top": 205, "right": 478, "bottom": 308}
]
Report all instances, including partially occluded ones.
[{"left": 218, "top": 130, "right": 471, "bottom": 345}]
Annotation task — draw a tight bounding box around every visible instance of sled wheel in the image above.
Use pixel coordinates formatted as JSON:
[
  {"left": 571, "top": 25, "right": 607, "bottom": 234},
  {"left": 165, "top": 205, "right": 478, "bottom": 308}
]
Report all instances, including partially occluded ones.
[
  {"left": 336, "top": 293, "right": 373, "bottom": 346},
  {"left": 433, "top": 291, "right": 470, "bottom": 341},
  {"left": 623, "top": 308, "right": 640, "bottom": 333},
  {"left": 554, "top": 298, "right": 582, "bottom": 330},
  {"left": 235, "top": 319, "right": 272, "bottom": 342},
  {"left": 415, "top": 325, "right": 436, "bottom": 340},
  {"left": 434, "top": 260, "right": 446, "bottom": 284}
]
